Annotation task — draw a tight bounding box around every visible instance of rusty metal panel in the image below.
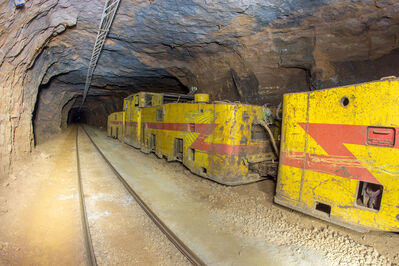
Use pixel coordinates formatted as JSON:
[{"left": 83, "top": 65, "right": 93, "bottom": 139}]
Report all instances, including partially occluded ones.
[{"left": 275, "top": 79, "right": 399, "bottom": 232}]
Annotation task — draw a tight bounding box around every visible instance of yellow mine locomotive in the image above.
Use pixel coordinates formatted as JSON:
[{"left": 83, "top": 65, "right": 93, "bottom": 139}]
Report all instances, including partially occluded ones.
[
  {"left": 275, "top": 78, "right": 399, "bottom": 232},
  {"left": 107, "top": 92, "right": 279, "bottom": 185},
  {"left": 108, "top": 78, "right": 399, "bottom": 232},
  {"left": 107, "top": 111, "right": 123, "bottom": 139}
]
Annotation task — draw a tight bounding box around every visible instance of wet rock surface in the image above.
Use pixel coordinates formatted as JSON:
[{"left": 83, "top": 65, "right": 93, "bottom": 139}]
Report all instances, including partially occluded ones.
[{"left": 1, "top": 0, "right": 399, "bottom": 174}]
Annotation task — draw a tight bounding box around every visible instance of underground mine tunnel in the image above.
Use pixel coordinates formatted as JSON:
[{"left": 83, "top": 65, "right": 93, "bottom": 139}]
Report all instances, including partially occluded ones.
[{"left": 1, "top": 0, "right": 399, "bottom": 265}]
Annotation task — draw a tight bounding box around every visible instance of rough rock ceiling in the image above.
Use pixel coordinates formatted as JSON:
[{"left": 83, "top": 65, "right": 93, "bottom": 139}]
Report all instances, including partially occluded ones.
[
  {"left": 0, "top": 0, "right": 399, "bottom": 174},
  {"left": 33, "top": 0, "right": 399, "bottom": 102}
]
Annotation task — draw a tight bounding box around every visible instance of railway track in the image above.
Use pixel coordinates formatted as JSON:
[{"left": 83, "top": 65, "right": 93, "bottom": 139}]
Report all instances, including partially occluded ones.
[
  {"left": 76, "top": 127, "right": 97, "bottom": 266},
  {"left": 75, "top": 126, "right": 204, "bottom": 266}
]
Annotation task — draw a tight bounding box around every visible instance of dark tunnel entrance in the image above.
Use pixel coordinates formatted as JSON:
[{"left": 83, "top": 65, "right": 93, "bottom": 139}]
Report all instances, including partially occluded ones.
[
  {"left": 31, "top": 69, "right": 189, "bottom": 145},
  {"left": 65, "top": 96, "right": 125, "bottom": 130},
  {"left": 68, "top": 108, "right": 83, "bottom": 125}
]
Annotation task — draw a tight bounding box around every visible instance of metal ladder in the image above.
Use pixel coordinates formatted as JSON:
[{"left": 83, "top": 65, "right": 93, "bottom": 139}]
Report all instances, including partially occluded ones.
[{"left": 80, "top": 0, "right": 121, "bottom": 110}]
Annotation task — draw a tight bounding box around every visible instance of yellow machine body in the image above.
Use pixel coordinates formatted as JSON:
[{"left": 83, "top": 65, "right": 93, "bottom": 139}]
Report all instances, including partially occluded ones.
[
  {"left": 109, "top": 92, "right": 278, "bottom": 185},
  {"left": 194, "top": 93, "right": 210, "bottom": 103},
  {"left": 275, "top": 79, "right": 399, "bottom": 232},
  {"left": 107, "top": 111, "right": 124, "bottom": 139}
]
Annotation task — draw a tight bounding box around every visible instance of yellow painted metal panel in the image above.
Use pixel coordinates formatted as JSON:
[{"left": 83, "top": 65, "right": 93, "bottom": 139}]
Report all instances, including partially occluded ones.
[
  {"left": 276, "top": 92, "right": 309, "bottom": 201},
  {"left": 107, "top": 111, "right": 123, "bottom": 139},
  {"left": 276, "top": 79, "right": 399, "bottom": 232},
  {"left": 152, "top": 94, "right": 163, "bottom": 106},
  {"left": 110, "top": 92, "right": 279, "bottom": 185}
]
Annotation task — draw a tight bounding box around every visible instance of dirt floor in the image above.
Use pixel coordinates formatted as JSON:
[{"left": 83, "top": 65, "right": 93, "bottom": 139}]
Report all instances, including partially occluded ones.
[
  {"left": 0, "top": 126, "right": 86, "bottom": 265},
  {"left": 0, "top": 126, "right": 188, "bottom": 265},
  {"left": 0, "top": 125, "right": 398, "bottom": 265},
  {"left": 184, "top": 168, "right": 399, "bottom": 264},
  {"left": 182, "top": 164, "right": 399, "bottom": 265},
  {"left": 206, "top": 181, "right": 399, "bottom": 265},
  {"left": 77, "top": 127, "right": 188, "bottom": 265}
]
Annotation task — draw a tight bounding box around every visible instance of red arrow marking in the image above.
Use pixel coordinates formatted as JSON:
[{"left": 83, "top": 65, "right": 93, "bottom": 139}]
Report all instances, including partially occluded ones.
[
  {"left": 301, "top": 123, "right": 377, "bottom": 183},
  {"left": 281, "top": 123, "right": 399, "bottom": 184},
  {"left": 144, "top": 122, "right": 267, "bottom": 156}
]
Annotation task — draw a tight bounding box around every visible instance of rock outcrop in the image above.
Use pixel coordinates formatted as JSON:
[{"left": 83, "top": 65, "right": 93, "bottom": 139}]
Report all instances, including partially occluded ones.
[{"left": 1, "top": 0, "right": 399, "bottom": 176}]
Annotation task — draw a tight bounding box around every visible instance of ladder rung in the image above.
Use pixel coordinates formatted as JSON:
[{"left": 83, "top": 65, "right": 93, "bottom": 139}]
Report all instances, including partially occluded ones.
[{"left": 104, "top": 0, "right": 118, "bottom": 13}]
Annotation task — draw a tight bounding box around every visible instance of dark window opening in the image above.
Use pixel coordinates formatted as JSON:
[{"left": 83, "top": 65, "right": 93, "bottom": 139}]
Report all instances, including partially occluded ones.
[
  {"left": 110, "top": 127, "right": 113, "bottom": 137},
  {"left": 156, "top": 109, "right": 163, "bottom": 121},
  {"left": 174, "top": 138, "right": 183, "bottom": 161},
  {"left": 151, "top": 134, "right": 156, "bottom": 151},
  {"left": 315, "top": 202, "right": 331, "bottom": 216},
  {"left": 145, "top": 94, "right": 153, "bottom": 106},
  {"left": 141, "top": 124, "right": 145, "bottom": 144},
  {"left": 201, "top": 167, "right": 207, "bottom": 175},
  {"left": 356, "top": 181, "right": 383, "bottom": 211},
  {"left": 116, "top": 128, "right": 118, "bottom": 139},
  {"left": 163, "top": 94, "right": 194, "bottom": 104},
  {"left": 189, "top": 148, "right": 195, "bottom": 161},
  {"left": 152, "top": 95, "right": 163, "bottom": 106}
]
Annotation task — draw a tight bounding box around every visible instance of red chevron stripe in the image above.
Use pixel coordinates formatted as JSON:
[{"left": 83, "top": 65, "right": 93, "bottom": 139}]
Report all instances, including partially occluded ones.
[
  {"left": 281, "top": 123, "right": 399, "bottom": 184},
  {"left": 144, "top": 122, "right": 266, "bottom": 156}
]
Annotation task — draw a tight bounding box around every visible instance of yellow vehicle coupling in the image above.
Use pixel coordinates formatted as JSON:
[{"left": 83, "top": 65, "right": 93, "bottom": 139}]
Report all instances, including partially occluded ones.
[{"left": 275, "top": 78, "right": 399, "bottom": 232}]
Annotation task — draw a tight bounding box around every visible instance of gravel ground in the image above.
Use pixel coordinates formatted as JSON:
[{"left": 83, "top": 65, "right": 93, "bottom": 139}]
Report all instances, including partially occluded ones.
[
  {"left": 207, "top": 185, "right": 392, "bottom": 265},
  {"left": 162, "top": 160, "right": 399, "bottom": 265}
]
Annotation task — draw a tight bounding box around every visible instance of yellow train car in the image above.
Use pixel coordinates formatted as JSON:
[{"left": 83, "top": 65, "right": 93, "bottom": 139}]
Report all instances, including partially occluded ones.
[
  {"left": 107, "top": 111, "right": 124, "bottom": 139},
  {"left": 275, "top": 78, "right": 399, "bottom": 232},
  {"left": 122, "top": 94, "right": 141, "bottom": 148},
  {"left": 109, "top": 92, "right": 279, "bottom": 185}
]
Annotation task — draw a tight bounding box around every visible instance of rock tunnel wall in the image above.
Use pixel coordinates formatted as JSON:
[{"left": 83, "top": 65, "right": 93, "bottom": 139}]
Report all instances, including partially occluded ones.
[
  {"left": 1, "top": 0, "right": 399, "bottom": 176},
  {"left": 0, "top": 0, "right": 78, "bottom": 175},
  {"left": 32, "top": 78, "right": 128, "bottom": 144}
]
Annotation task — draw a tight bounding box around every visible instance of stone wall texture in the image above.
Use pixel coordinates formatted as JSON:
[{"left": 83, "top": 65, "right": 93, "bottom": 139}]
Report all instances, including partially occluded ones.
[{"left": 1, "top": 0, "right": 399, "bottom": 176}]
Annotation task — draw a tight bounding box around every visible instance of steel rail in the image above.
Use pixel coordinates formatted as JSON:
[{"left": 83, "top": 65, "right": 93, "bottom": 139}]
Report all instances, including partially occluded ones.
[
  {"left": 80, "top": 126, "right": 205, "bottom": 266},
  {"left": 76, "top": 127, "right": 98, "bottom": 266}
]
